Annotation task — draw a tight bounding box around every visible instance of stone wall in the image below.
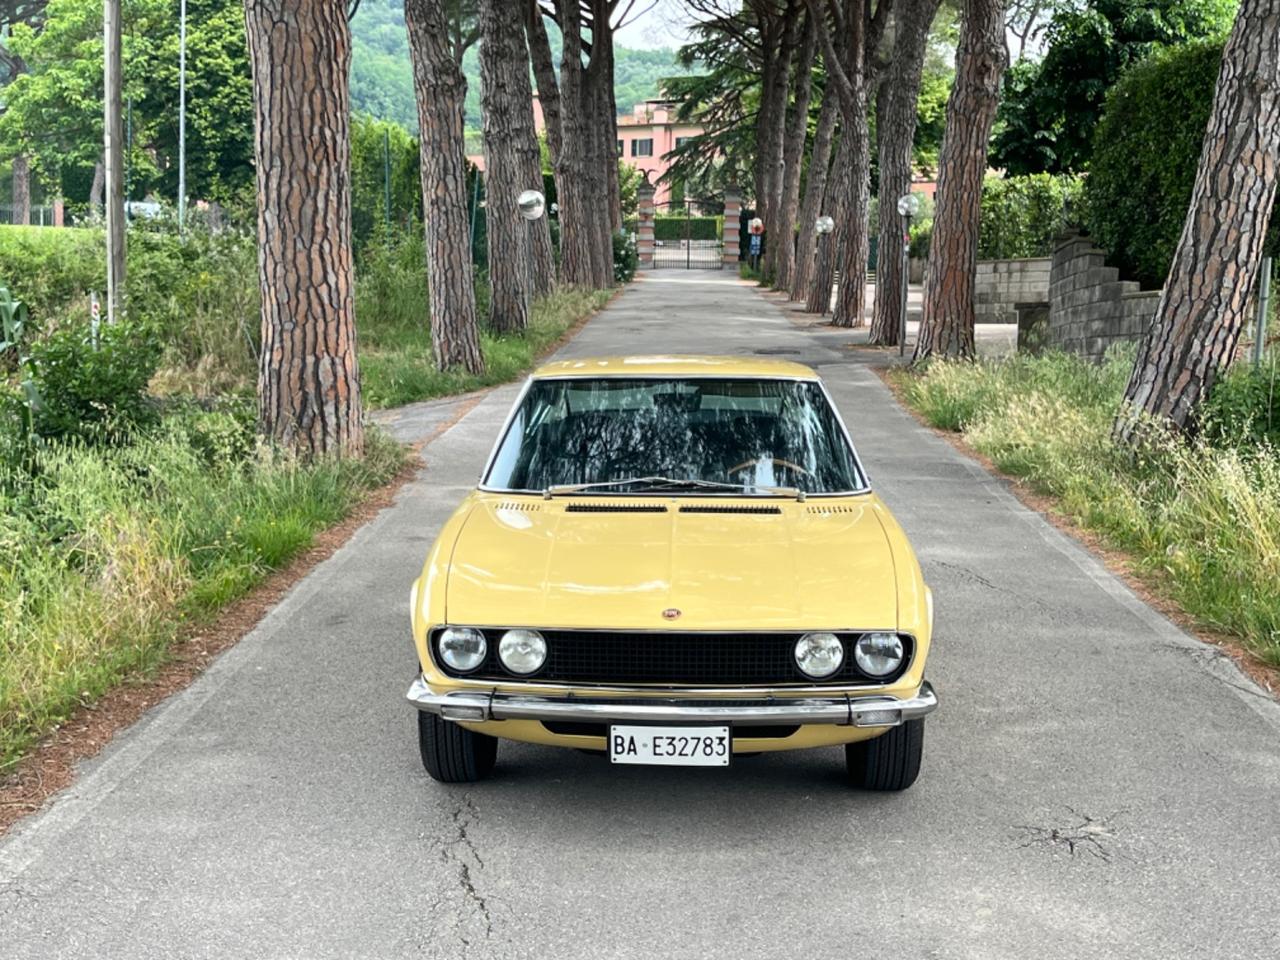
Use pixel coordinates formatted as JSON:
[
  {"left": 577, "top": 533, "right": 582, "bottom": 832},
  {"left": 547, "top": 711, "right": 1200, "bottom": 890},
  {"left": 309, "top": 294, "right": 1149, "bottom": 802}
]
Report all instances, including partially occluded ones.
[
  {"left": 1047, "top": 233, "right": 1158, "bottom": 362},
  {"left": 974, "top": 257, "right": 1051, "bottom": 325}
]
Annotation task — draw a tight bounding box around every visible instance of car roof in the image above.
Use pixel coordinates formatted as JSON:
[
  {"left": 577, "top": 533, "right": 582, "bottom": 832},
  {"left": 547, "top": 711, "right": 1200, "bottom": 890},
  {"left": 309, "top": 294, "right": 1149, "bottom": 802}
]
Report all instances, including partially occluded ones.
[{"left": 531, "top": 355, "right": 820, "bottom": 380}]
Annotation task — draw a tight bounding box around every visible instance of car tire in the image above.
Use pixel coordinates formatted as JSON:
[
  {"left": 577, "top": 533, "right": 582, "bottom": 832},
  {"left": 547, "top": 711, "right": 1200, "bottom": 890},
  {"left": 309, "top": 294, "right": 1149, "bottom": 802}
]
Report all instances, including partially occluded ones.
[
  {"left": 417, "top": 711, "right": 498, "bottom": 783},
  {"left": 845, "top": 719, "right": 923, "bottom": 791}
]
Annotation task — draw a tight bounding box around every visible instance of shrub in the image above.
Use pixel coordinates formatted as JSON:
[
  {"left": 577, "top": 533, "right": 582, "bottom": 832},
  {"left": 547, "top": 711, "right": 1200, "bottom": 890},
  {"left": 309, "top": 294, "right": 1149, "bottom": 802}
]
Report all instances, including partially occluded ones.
[
  {"left": 653, "top": 216, "right": 721, "bottom": 242},
  {"left": 1201, "top": 356, "right": 1279, "bottom": 448},
  {"left": 27, "top": 318, "right": 162, "bottom": 441},
  {"left": 978, "top": 173, "right": 1083, "bottom": 260},
  {"left": 613, "top": 230, "right": 638, "bottom": 283}
]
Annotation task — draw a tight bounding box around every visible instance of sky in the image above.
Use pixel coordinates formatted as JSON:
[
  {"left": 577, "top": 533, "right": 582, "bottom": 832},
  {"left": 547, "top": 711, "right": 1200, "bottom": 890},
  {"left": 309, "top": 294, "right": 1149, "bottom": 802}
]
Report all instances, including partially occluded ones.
[{"left": 614, "top": 0, "right": 697, "bottom": 50}]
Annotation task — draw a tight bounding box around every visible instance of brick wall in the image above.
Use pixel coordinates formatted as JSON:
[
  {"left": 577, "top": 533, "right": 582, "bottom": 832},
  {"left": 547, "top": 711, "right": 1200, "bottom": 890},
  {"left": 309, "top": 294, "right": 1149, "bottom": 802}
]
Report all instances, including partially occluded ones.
[
  {"left": 974, "top": 257, "right": 1051, "bottom": 325},
  {"left": 1048, "top": 233, "right": 1157, "bottom": 362}
]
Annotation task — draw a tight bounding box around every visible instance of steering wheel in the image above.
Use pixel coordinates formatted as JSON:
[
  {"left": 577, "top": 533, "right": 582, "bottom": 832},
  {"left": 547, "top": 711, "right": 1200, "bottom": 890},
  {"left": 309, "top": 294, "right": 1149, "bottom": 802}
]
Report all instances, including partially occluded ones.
[{"left": 728, "top": 457, "right": 814, "bottom": 478}]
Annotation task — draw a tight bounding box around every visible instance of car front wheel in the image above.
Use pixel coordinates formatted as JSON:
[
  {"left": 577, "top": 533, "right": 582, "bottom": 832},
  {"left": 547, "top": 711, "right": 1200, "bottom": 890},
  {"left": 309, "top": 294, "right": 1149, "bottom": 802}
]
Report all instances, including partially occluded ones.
[
  {"left": 417, "top": 710, "right": 498, "bottom": 783},
  {"left": 845, "top": 719, "right": 923, "bottom": 791}
]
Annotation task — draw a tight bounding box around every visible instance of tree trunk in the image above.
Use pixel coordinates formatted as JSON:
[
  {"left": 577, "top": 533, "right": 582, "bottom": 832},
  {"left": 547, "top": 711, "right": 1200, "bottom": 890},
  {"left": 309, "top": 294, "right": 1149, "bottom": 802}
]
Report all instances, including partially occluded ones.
[
  {"left": 405, "top": 0, "right": 485, "bottom": 372},
  {"left": 89, "top": 158, "right": 105, "bottom": 209},
  {"left": 553, "top": 0, "right": 612, "bottom": 289},
  {"left": 831, "top": 93, "right": 872, "bottom": 328},
  {"left": 11, "top": 155, "right": 30, "bottom": 226},
  {"left": 1117, "top": 0, "right": 1280, "bottom": 440},
  {"left": 479, "top": 0, "right": 531, "bottom": 332},
  {"left": 757, "top": 9, "right": 799, "bottom": 281},
  {"left": 913, "top": 0, "right": 1006, "bottom": 362},
  {"left": 806, "top": 134, "right": 852, "bottom": 313},
  {"left": 526, "top": 4, "right": 563, "bottom": 167},
  {"left": 773, "top": 17, "right": 817, "bottom": 292},
  {"left": 245, "top": 0, "right": 363, "bottom": 458},
  {"left": 791, "top": 92, "right": 838, "bottom": 301},
  {"left": 870, "top": 0, "right": 942, "bottom": 346}
]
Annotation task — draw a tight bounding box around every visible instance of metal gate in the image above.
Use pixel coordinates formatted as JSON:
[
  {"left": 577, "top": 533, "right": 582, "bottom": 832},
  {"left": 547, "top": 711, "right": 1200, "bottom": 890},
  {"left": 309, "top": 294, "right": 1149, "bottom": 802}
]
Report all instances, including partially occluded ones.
[{"left": 653, "top": 199, "right": 723, "bottom": 269}]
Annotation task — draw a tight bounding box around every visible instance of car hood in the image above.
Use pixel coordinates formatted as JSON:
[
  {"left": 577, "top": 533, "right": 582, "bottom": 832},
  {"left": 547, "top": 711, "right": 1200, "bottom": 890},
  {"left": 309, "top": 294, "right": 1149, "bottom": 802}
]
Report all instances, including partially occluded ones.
[{"left": 443, "top": 496, "right": 899, "bottom": 631}]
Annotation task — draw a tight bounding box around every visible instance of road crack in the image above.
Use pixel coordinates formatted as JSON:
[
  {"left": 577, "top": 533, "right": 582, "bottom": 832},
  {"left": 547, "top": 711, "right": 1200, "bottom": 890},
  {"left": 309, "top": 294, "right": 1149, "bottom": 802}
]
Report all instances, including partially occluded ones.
[
  {"left": 1015, "top": 808, "right": 1126, "bottom": 862},
  {"left": 437, "top": 794, "right": 493, "bottom": 947}
]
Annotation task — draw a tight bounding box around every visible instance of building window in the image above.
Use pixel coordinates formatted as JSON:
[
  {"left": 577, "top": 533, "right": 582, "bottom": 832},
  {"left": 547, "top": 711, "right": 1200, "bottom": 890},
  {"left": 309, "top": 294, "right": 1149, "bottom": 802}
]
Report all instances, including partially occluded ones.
[
  {"left": 616, "top": 140, "right": 623, "bottom": 157},
  {"left": 675, "top": 136, "right": 693, "bottom": 148},
  {"left": 631, "top": 138, "right": 654, "bottom": 158}
]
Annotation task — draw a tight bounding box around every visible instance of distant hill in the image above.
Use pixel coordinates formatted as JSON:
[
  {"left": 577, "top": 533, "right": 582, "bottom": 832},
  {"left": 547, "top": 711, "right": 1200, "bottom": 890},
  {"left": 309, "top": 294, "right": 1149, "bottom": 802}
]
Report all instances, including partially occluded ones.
[{"left": 350, "top": 0, "right": 692, "bottom": 133}]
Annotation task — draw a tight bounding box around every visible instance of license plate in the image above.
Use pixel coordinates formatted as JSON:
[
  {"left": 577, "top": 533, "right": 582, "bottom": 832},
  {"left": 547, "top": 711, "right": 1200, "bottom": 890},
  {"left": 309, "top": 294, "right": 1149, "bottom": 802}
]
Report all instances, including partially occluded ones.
[{"left": 608, "top": 725, "right": 731, "bottom": 767}]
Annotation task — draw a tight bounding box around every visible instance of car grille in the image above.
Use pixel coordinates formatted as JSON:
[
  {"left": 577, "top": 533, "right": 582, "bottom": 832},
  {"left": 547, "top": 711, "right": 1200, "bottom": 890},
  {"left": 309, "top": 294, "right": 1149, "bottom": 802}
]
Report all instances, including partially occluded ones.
[{"left": 432, "top": 629, "right": 911, "bottom": 686}]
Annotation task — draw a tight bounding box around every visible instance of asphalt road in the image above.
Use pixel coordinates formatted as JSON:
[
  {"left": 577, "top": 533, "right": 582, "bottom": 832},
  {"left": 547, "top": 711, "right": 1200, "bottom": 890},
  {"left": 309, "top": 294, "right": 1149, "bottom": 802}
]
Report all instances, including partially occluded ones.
[{"left": 3, "top": 272, "right": 1279, "bottom": 959}]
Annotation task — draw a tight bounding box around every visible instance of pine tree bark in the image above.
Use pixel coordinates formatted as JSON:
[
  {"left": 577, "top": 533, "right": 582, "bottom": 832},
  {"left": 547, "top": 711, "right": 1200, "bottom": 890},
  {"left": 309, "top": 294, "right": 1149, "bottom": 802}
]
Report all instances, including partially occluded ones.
[
  {"left": 1117, "top": 0, "right": 1280, "bottom": 440},
  {"left": 790, "top": 92, "right": 838, "bottom": 301},
  {"left": 525, "top": 3, "right": 563, "bottom": 168},
  {"left": 245, "top": 0, "right": 363, "bottom": 458},
  {"left": 551, "top": 0, "right": 614, "bottom": 290},
  {"left": 756, "top": 5, "right": 799, "bottom": 280},
  {"left": 870, "top": 0, "right": 942, "bottom": 346},
  {"left": 773, "top": 17, "right": 817, "bottom": 291},
  {"left": 912, "top": 0, "right": 1006, "bottom": 362},
  {"left": 806, "top": 135, "right": 852, "bottom": 313},
  {"left": 405, "top": 0, "right": 485, "bottom": 372},
  {"left": 11, "top": 155, "right": 30, "bottom": 226},
  {"left": 831, "top": 103, "right": 871, "bottom": 328},
  {"left": 480, "top": 0, "right": 531, "bottom": 332}
]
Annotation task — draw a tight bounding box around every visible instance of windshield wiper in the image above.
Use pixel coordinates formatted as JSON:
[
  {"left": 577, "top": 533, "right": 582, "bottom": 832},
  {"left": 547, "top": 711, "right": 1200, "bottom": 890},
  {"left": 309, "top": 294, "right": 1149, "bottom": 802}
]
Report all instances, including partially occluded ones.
[{"left": 543, "top": 476, "right": 805, "bottom": 500}]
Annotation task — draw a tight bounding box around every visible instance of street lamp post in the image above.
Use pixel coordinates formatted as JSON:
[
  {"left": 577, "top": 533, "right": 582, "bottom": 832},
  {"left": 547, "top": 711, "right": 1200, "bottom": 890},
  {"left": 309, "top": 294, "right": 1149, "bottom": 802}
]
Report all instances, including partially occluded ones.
[
  {"left": 896, "top": 193, "right": 922, "bottom": 357},
  {"left": 178, "top": 0, "right": 187, "bottom": 233},
  {"left": 814, "top": 215, "right": 835, "bottom": 317}
]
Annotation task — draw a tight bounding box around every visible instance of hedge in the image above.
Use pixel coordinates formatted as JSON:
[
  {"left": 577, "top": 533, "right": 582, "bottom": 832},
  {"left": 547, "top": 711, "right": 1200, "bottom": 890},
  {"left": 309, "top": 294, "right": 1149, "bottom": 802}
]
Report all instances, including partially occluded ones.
[
  {"left": 1087, "top": 35, "right": 1279, "bottom": 288},
  {"left": 654, "top": 216, "right": 721, "bottom": 242},
  {"left": 978, "top": 174, "right": 1083, "bottom": 260}
]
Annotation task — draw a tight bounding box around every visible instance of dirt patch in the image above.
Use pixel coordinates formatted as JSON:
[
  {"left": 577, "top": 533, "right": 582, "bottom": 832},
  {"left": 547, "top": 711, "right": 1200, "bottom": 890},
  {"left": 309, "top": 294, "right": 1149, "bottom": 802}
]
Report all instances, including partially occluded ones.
[{"left": 872, "top": 363, "right": 1279, "bottom": 699}]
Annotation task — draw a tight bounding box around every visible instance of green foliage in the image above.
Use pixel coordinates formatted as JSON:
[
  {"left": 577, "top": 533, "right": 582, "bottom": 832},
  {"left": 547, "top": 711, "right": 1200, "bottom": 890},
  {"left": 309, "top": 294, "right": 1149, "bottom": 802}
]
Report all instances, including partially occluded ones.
[
  {"left": 897, "top": 347, "right": 1280, "bottom": 666},
  {"left": 653, "top": 216, "right": 721, "bottom": 242},
  {"left": 1083, "top": 39, "right": 1238, "bottom": 287},
  {"left": 912, "top": 4, "right": 958, "bottom": 175},
  {"left": 349, "top": 0, "right": 688, "bottom": 132},
  {"left": 358, "top": 286, "right": 611, "bottom": 409},
  {"left": 990, "top": 0, "right": 1234, "bottom": 175},
  {"left": 979, "top": 174, "right": 1084, "bottom": 259},
  {"left": 0, "top": 412, "right": 407, "bottom": 770},
  {"left": 613, "top": 230, "right": 638, "bottom": 284},
  {"left": 1201, "top": 355, "right": 1280, "bottom": 448},
  {"left": 26, "top": 319, "right": 161, "bottom": 441},
  {"left": 350, "top": 113, "right": 422, "bottom": 251},
  {"left": 0, "top": 0, "right": 254, "bottom": 207}
]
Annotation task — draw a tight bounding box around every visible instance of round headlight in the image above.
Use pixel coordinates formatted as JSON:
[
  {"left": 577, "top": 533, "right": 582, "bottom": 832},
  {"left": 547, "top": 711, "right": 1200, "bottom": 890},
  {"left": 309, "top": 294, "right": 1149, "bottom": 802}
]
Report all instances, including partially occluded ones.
[
  {"left": 438, "top": 627, "right": 487, "bottom": 673},
  {"left": 498, "top": 629, "right": 547, "bottom": 675},
  {"left": 794, "top": 632, "right": 844, "bottom": 678},
  {"left": 854, "top": 632, "right": 905, "bottom": 677}
]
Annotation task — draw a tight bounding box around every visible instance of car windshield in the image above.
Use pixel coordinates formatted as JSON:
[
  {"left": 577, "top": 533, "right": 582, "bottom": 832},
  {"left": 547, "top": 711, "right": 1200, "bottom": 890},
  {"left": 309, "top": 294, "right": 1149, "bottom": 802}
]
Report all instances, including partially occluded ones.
[{"left": 484, "top": 377, "right": 867, "bottom": 495}]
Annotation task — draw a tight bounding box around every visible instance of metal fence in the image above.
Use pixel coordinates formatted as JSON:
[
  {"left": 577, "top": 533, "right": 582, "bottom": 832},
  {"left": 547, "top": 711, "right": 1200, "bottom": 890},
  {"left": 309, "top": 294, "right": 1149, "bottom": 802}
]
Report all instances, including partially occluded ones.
[{"left": 0, "top": 204, "right": 59, "bottom": 226}]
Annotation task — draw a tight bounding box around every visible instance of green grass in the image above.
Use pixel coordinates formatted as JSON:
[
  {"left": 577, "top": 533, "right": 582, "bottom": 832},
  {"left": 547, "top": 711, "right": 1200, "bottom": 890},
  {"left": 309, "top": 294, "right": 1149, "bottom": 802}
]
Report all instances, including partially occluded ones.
[
  {"left": 359, "top": 287, "right": 613, "bottom": 409},
  {"left": 0, "top": 415, "right": 407, "bottom": 772},
  {"left": 893, "top": 348, "right": 1280, "bottom": 667}
]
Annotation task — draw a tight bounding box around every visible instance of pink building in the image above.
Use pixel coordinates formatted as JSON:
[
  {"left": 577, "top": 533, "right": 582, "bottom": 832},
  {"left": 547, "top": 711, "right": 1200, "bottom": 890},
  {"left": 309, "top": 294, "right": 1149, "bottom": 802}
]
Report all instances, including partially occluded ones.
[
  {"left": 615, "top": 100, "right": 705, "bottom": 207},
  {"left": 466, "top": 98, "right": 705, "bottom": 207}
]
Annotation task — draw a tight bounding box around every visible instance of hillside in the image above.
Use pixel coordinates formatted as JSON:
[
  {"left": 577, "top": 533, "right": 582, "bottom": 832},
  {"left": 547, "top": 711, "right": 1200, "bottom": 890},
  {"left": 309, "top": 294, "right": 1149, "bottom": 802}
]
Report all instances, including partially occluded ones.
[{"left": 351, "top": 0, "right": 690, "bottom": 132}]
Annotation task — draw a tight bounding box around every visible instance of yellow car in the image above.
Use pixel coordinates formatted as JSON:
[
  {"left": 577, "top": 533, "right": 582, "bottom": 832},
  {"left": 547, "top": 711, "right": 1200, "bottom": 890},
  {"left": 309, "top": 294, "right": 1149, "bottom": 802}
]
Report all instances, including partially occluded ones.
[{"left": 407, "top": 356, "right": 938, "bottom": 789}]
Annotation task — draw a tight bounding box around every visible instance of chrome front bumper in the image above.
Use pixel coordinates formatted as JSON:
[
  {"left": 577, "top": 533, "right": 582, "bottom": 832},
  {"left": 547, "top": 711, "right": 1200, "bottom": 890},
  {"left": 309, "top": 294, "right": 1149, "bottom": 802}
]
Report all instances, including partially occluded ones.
[{"left": 406, "top": 677, "right": 938, "bottom": 729}]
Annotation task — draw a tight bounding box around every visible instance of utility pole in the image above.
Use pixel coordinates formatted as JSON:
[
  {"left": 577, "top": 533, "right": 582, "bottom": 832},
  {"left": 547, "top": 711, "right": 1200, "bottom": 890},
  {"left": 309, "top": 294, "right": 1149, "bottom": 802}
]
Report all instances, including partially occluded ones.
[
  {"left": 104, "top": 0, "right": 126, "bottom": 322},
  {"left": 178, "top": 0, "right": 187, "bottom": 233}
]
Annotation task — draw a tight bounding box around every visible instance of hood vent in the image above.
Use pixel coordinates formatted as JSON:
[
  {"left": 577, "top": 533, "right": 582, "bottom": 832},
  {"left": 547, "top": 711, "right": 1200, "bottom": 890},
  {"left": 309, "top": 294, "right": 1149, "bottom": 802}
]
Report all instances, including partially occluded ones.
[
  {"left": 564, "top": 502, "right": 668, "bottom": 513},
  {"left": 496, "top": 501, "right": 541, "bottom": 512},
  {"left": 679, "top": 504, "right": 782, "bottom": 515},
  {"left": 806, "top": 504, "right": 858, "bottom": 515}
]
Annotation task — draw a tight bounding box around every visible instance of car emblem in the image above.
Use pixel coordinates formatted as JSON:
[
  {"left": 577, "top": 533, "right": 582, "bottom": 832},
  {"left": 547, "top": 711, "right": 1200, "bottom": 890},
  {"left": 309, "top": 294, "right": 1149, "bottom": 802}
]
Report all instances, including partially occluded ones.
[{"left": 662, "top": 608, "right": 681, "bottom": 620}]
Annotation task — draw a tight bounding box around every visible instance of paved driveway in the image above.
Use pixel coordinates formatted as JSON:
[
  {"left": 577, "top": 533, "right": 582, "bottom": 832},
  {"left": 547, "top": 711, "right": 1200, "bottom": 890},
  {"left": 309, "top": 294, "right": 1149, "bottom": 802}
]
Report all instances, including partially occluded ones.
[{"left": 3, "top": 271, "right": 1278, "bottom": 959}]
